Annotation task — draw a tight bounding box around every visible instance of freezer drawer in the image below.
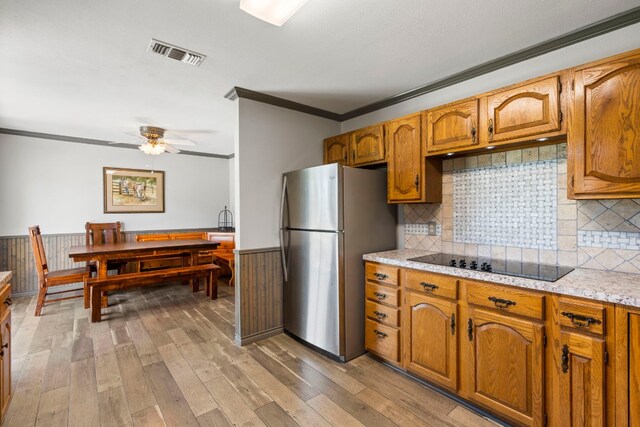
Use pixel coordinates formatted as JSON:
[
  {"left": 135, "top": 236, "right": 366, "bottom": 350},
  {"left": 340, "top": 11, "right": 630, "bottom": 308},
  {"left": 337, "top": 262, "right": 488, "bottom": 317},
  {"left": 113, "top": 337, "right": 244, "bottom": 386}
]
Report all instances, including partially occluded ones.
[{"left": 283, "top": 229, "right": 343, "bottom": 357}]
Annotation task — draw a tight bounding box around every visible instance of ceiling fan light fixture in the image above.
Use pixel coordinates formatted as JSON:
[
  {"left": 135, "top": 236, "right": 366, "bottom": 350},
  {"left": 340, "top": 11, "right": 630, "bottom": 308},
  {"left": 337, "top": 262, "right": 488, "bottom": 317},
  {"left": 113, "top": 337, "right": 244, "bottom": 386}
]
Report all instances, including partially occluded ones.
[
  {"left": 240, "top": 0, "right": 309, "bottom": 26},
  {"left": 139, "top": 141, "right": 166, "bottom": 155}
]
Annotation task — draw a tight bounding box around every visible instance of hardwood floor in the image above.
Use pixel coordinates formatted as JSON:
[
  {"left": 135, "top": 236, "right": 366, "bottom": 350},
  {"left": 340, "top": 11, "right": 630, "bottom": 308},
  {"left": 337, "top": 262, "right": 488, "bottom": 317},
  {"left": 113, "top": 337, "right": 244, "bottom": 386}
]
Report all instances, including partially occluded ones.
[{"left": 4, "top": 282, "right": 500, "bottom": 427}]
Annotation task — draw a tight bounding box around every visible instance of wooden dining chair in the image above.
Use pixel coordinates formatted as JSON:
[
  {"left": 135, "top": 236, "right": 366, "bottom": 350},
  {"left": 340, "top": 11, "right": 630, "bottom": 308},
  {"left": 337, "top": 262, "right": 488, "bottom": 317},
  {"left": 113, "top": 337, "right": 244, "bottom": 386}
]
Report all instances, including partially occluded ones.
[
  {"left": 85, "top": 222, "right": 127, "bottom": 275},
  {"left": 210, "top": 240, "right": 236, "bottom": 286},
  {"left": 28, "top": 226, "right": 90, "bottom": 316}
]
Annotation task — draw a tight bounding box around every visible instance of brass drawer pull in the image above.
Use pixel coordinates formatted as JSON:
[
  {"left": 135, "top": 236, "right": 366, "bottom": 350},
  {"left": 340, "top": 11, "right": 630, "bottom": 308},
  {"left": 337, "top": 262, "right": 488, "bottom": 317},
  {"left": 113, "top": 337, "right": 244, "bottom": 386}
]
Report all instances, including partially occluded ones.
[
  {"left": 450, "top": 313, "right": 456, "bottom": 335},
  {"left": 561, "top": 345, "right": 569, "bottom": 373},
  {"left": 373, "top": 329, "right": 388, "bottom": 339},
  {"left": 3, "top": 298, "right": 11, "bottom": 306},
  {"left": 0, "top": 342, "right": 7, "bottom": 357},
  {"left": 488, "top": 296, "right": 516, "bottom": 309},
  {"left": 561, "top": 311, "right": 601, "bottom": 328},
  {"left": 420, "top": 282, "right": 439, "bottom": 292},
  {"left": 373, "top": 310, "right": 387, "bottom": 320},
  {"left": 373, "top": 292, "right": 387, "bottom": 300},
  {"left": 467, "top": 319, "right": 473, "bottom": 341},
  {"left": 373, "top": 273, "right": 389, "bottom": 280}
]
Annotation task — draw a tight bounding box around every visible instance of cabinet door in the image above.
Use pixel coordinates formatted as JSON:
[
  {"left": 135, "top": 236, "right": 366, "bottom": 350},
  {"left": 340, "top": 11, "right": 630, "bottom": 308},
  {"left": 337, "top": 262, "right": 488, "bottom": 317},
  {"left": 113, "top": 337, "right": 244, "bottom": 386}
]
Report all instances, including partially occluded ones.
[
  {"left": 559, "top": 331, "right": 605, "bottom": 427},
  {"left": 425, "top": 99, "right": 479, "bottom": 153},
  {"left": 387, "top": 114, "right": 423, "bottom": 202},
  {"left": 615, "top": 307, "right": 640, "bottom": 426},
  {"left": 351, "top": 125, "right": 385, "bottom": 166},
  {"left": 468, "top": 308, "right": 545, "bottom": 426},
  {"left": 570, "top": 51, "right": 640, "bottom": 198},
  {"left": 404, "top": 292, "right": 457, "bottom": 390},
  {"left": 486, "top": 76, "right": 561, "bottom": 144},
  {"left": 323, "top": 134, "right": 350, "bottom": 165},
  {"left": 0, "top": 312, "right": 10, "bottom": 420}
]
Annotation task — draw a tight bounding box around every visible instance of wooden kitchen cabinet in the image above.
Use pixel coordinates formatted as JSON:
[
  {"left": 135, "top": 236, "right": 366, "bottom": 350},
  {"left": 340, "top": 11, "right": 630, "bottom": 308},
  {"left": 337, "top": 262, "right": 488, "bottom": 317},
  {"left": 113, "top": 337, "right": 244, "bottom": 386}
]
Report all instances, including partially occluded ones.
[
  {"left": 403, "top": 292, "right": 458, "bottom": 390},
  {"left": 559, "top": 330, "right": 606, "bottom": 426},
  {"left": 424, "top": 99, "right": 479, "bottom": 154},
  {"left": 615, "top": 306, "right": 640, "bottom": 426},
  {"left": 484, "top": 75, "right": 562, "bottom": 145},
  {"left": 386, "top": 114, "right": 442, "bottom": 203},
  {"left": 351, "top": 124, "right": 385, "bottom": 166},
  {"left": 467, "top": 307, "right": 545, "bottom": 426},
  {"left": 323, "top": 133, "right": 350, "bottom": 165},
  {"left": 568, "top": 49, "right": 640, "bottom": 199},
  {"left": 0, "top": 276, "right": 11, "bottom": 423}
]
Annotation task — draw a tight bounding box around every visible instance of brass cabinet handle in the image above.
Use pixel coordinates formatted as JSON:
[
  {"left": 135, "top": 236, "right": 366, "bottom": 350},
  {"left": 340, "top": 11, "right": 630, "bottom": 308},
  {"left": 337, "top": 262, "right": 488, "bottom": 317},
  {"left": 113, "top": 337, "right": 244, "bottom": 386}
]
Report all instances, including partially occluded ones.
[
  {"left": 373, "top": 310, "right": 387, "bottom": 320},
  {"left": 373, "top": 292, "right": 387, "bottom": 300},
  {"left": 488, "top": 119, "right": 494, "bottom": 140},
  {"left": 3, "top": 298, "right": 11, "bottom": 306},
  {"left": 467, "top": 318, "right": 473, "bottom": 341},
  {"left": 561, "top": 345, "right": 569, "bottom": 373},
  {"left": 420, "top": 282, "right": 439, "bottom": 292},
  {"left": 0, "top": 342, "right": 7, "bottom": 357},
  {"left": 471, "top": 123, "right": 477, "bottom": 143},
  {"left": 561, "top": 311, "right": 601, "bottom": 328},
  {"left": 373, "top": 273, "right": 388, "bottom": 280},
  {"left": 488, "top": 296, "right": 516, "bottom": 309},
  {"left": 415, "top": 175, "right": 420, "bottom": 191},
  {"left": 373, "top": 329, "right": 388, "bottom": 339},
  {"left": 450, "top": 313, "right": 456, "bottom": 335}
]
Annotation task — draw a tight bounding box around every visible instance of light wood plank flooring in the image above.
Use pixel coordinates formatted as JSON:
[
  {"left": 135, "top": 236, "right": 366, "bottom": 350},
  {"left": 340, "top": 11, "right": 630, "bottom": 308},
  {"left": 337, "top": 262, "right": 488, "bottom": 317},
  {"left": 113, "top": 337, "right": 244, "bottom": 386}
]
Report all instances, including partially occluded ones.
[{"left": 4, "top": 282, "right": 500, "bottom": 427}]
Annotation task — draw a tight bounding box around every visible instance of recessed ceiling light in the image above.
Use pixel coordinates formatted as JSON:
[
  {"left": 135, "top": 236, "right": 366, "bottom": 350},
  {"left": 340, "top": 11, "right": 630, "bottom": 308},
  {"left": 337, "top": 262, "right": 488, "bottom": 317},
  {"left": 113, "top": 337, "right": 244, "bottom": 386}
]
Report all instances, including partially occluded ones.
[
  {"left": 537, "top": 137, "right": 549, "bottom": 142},
  {"left": 487, "top": 146, "right": 495, "bottom": 150},
  {"left": 240, "top": 0, "right": 309, "bottom": 26},
  {"left": 447, "top": 153, "right": 454, "bottom": 156}
]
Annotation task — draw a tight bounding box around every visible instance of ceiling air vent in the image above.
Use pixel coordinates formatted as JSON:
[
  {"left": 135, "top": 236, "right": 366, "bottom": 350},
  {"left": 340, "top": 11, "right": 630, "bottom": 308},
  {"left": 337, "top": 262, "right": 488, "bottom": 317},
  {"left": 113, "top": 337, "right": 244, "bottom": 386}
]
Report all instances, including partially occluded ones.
[{"left": 146, "top": 39, "right": 206, "bottom": 66}]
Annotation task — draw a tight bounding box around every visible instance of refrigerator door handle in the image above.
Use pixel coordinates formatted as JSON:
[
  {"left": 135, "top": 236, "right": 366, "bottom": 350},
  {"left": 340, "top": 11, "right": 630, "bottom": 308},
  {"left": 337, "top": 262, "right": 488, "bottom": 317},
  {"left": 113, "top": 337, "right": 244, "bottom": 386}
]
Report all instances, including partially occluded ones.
[{"left": 280, "top": 176, "right": 288, "bottom": 281}]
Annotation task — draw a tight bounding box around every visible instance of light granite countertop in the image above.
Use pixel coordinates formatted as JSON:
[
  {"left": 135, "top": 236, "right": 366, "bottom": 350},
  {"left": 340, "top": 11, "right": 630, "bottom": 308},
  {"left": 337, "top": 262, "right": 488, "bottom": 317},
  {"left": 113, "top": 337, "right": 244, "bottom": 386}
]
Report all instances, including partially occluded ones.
[
  {"left": 363, "top": 249, "right": 640, "bottom": 308},
  {"left": 0, "top": 272, "right": 11, "bottom": 287}
]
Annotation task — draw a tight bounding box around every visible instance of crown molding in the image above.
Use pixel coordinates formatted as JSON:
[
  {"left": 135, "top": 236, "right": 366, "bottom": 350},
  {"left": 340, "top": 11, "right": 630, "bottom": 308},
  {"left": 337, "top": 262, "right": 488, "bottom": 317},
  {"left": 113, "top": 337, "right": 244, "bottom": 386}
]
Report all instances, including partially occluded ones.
[
  {"left": 0, "top": 128, "right": 234, "bottom": 159},
  {"left": 226, "top": 6, "right": 640, "bottom": 122}
]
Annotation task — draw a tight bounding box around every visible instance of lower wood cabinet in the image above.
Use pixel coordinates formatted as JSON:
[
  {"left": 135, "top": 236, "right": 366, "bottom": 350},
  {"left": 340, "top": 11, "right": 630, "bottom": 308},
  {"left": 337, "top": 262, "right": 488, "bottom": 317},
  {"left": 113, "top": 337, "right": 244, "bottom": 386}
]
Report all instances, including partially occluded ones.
[
  {"left": 615, "top": 306, "right": 640, "bottom": 426},
  {"left": 467, "top": 308, "right": 545, "bottom": 426},
  {"left": 403, "top": 292, "right": 457, "bottom": 390},
  {"left": 0, "top": 311, "right": 10, "bottom": 419},
  {"left": 559, "top": 330, "right": 606, "bottom": 426},
  {"left": 364, "top": 263, "right": 401, "bottom": 365}
]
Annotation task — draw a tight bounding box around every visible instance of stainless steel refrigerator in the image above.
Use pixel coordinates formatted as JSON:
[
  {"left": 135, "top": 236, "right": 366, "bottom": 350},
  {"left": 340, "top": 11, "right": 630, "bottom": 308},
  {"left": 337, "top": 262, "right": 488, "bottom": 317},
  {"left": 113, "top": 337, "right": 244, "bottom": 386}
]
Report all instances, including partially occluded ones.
[{"left": 279, "top": 163, "right": 396, "bottom": 361}]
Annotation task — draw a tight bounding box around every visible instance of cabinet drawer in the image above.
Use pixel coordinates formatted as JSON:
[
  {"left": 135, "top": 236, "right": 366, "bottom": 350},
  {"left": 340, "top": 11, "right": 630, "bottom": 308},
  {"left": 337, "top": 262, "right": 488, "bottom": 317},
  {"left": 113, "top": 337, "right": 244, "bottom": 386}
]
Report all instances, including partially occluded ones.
[
  {"left": 466, "top": 281, "right": 545, "bottom": 320},
  {"left": 365, "top": 263, "right": 399, "bottom": 287},
  {"left": 366, "top": 283, "right": 400, "bottom": 307},
  {"left": 365, "top": 319, "right": 399, "bottom": 362},
  {"left": 0, "top": 285, "right": 10, "bottom": 319},
  {"left": 366, "top": 301, "right": 400, "bottom": 327},
  {"left": 404, "top": 269, "right": 457, "bottom": 300},
  {"left": 559, "top": 298, "right": 605, "bottom": 336}
]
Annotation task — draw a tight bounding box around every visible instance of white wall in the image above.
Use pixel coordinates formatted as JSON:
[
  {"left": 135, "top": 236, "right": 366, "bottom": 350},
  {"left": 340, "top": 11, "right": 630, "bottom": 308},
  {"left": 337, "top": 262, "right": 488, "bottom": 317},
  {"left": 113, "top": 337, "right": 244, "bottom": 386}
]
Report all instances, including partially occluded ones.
[
  {"left": 0, "top": 134, "right": 230, "bottom": 235},
  {"left": 342, "top": 23, "right": 640, "bottom": 132},
  {"left": 235, "top": 99, "right": 340, "bottom": 249}
]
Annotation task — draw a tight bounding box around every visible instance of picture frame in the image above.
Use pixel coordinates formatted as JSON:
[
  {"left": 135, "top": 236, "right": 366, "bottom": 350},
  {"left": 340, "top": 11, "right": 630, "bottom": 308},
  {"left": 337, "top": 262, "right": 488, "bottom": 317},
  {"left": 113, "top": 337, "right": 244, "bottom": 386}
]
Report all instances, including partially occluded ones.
[{"left": 103, "top": 167, "right": 165, "bottom": 213}]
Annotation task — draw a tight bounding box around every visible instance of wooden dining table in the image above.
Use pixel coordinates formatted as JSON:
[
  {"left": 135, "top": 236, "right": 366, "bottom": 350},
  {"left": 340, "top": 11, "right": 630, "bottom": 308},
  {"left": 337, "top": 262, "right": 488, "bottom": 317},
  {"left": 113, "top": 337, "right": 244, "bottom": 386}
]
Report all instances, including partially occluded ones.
[{"left": 68, "top": 239, "right": 221, "bottom": 307}]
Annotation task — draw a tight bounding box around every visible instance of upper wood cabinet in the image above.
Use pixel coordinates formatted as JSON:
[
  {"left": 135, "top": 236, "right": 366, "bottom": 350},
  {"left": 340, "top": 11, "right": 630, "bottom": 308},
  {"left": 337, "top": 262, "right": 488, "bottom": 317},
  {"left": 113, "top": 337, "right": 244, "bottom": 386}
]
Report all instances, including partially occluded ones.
[
  {"left": 323, "top": 133, "right": 350, "bottom": 165},
  {"left": 403, "top": 292, "right": 457, "bottom": 390},
  {"left": 485, "top": 75, "right": 562, "bottom": 145},
  {"left": 569, "top": 50, "right": 640, "bottom": 199},
  {"left": 425, "top": 99, "right": 479, "bottom": 154},
  {"left": 351, "top": 125, "right": 385, "bottom": 166},
  {"left": 468, "top": 308, "right": 545, "bottom": 426},
  {"left": 387, "top": 114, "right": 442, "bottom": 204}
]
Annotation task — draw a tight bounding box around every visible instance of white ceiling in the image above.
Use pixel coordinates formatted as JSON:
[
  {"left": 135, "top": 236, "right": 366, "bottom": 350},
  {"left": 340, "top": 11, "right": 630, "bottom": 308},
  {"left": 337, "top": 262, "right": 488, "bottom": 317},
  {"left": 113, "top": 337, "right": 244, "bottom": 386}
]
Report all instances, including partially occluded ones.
[{"left": 1, "top": 0, "right": 638, "bottom": 156}]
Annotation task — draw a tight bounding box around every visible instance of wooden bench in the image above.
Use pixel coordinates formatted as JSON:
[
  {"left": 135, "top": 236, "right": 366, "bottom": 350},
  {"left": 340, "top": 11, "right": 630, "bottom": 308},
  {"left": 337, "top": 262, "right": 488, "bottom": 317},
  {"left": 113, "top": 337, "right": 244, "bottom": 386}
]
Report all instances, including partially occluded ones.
[
  {"left": 89, "top": 263, "right": 220, "bottom": 322},
  {"left": 136, "top": 232, "right": 214, "bottom": 271}
]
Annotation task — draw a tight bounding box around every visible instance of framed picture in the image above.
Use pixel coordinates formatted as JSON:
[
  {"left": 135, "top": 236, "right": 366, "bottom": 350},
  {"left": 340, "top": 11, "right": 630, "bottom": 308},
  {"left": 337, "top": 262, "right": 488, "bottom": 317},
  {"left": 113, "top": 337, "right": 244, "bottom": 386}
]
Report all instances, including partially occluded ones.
[{"left": 103, "top": 167, "right": 165, "bottom": 213}]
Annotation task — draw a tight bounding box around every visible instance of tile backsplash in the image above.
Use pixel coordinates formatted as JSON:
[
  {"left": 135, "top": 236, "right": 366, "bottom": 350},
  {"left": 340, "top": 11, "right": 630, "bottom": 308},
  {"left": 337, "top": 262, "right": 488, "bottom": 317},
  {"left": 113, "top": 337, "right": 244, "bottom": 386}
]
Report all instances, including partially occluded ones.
[{"left": 402, "top": 143, "right": 640, "bottom": 273}]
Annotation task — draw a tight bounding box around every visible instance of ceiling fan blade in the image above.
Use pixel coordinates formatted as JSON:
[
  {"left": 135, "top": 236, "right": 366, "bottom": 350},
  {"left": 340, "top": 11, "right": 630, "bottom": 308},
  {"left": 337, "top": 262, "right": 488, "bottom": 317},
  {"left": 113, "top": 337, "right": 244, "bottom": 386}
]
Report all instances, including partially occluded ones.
[
  {"left": 163, "top": 138, "right": 195, "bottom": 146},
  {"left": 164, "top": 144, "right": 180, "bottom": 154},
  {"left": 165, "top": 129, "right": 218, "bottom": 135},
  {"left": 110, "top": 140, "right": 142, "bottom": 146}
]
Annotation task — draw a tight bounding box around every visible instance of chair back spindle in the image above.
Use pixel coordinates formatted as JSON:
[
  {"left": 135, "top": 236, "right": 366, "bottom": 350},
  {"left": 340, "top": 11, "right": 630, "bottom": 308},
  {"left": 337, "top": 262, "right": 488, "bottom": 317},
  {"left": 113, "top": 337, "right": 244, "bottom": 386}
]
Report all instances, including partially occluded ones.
[{"left": 85, "top": 222, "right": 122, "bottom": 246}]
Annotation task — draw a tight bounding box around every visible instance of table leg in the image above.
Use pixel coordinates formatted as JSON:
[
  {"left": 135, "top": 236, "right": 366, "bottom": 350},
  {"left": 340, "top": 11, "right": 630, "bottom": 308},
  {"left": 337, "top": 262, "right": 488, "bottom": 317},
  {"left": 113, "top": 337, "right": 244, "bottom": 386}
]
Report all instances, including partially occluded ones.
[
  {"left": 181, "top": 255, "right": 189, "bottom": 286},
  {"left": 91, "top": 284, "right": 102, "bottom": 322},
  {"left": 191, "top": 252, "right": 199, "bottom": 292},
  {"left": 97, "top": 260, "right": 109, "bottom": 308},
  {"left": 210, "top": 268, "right": 218, "bottom": 300}
]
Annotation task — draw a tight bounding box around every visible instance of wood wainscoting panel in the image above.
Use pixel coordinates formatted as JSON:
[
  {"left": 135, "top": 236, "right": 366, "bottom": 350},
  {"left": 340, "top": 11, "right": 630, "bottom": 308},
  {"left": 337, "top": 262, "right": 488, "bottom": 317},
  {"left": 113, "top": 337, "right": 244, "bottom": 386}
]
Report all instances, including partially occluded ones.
[{"left": 234, "top": 247, "right": 283, "bottom": 345}]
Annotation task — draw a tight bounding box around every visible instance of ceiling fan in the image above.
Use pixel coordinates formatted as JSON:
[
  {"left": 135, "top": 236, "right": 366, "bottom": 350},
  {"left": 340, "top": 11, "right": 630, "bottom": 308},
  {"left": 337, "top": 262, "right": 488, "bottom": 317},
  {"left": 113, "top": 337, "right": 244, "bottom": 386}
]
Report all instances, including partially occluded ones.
[{"left": 121, "top": 126, "right": 197, "bottom": 155}]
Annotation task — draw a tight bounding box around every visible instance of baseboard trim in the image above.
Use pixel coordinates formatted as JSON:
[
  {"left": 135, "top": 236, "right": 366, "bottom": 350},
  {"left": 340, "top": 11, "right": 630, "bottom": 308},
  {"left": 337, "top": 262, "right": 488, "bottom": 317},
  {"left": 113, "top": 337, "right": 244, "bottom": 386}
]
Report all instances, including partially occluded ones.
[{"left": 235, "top": 326, "right": 283, "bottom": 346}]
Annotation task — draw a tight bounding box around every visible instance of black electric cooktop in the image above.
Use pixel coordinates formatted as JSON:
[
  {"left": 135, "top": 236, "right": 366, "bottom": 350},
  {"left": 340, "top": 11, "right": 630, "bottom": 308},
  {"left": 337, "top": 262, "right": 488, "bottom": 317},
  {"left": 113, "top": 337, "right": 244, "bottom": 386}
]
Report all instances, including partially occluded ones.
[{"left": 407, "top": 253, "right": 574, "bottom": 282}]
